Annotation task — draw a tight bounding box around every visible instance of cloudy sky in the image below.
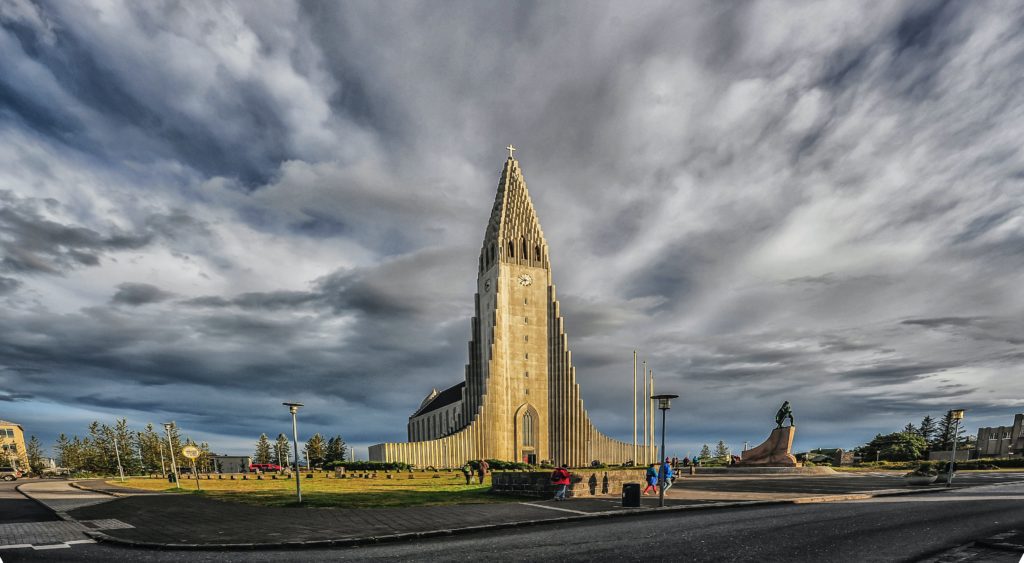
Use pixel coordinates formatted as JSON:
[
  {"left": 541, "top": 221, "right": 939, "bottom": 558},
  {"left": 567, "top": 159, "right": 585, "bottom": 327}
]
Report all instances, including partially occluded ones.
[{"left": 1, "top": 0, "right": 1022, "bottom": 459}]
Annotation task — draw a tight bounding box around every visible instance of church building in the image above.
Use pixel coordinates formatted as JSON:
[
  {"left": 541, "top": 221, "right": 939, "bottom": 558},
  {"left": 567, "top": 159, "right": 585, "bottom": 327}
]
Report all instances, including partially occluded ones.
[{"left": 370, "top": 150, "right": 647, "bottom": 467}]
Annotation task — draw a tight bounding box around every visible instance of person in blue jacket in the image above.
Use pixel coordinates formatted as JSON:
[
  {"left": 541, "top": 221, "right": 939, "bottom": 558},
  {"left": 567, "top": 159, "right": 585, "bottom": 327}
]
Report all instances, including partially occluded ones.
[
  {"left": 643, "top": 463, "right": 658, "bottom": 495},
  {"left": 659, "top": 458, "right": 674, "bottom": 493}
]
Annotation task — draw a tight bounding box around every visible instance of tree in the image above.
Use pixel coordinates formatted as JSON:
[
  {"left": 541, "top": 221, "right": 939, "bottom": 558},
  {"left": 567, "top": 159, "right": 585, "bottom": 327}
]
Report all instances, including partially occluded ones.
[
  {"left": 111, "top": 418, "right": 140, "bottom": 475},
  {"left": 699, "top": 444, "right": 712, "bottom": 460},
  {"left": 54, "top": 434, "right": 72, "bottom": 469},
  {"left": 861, "top": 432, "right": 928, "bottom": 462},
  {"left": 305, "top": 433, "right": 326, "bottom": 467},
  {"left": 932, "top": 410, "right": 966, "bottom": 451},
  {"left": 325, "top": 435, "right": 346, "bottom": 463},
  {"left": 902, "top": 422, "right": 917, "bottom": 435},
  {"left": 197, "top": 441, "right": 212, "bottom": 473},
  {"left": 254, "top": 434, "right": 272, "bottom": 464},
  {"left": 26, "top": 436, "right": 45, "bottom": 475},
  {"left": 69, "top": 436, "right": 87, "bottom": 473},
  {"left": 87, "top": 421, "right": 112, "bottom": 474},
  {"left": 714, "top": 441, "right": 730, "bottom": 460},
  {"left": 918, "top": 415, "right": 936, "bottom": 444},
  {"left": 274, "top": 434, "right": 290, "bottom": 467},
  {"left": 137, "top": 424, "right": 165, "bottom": 475}
]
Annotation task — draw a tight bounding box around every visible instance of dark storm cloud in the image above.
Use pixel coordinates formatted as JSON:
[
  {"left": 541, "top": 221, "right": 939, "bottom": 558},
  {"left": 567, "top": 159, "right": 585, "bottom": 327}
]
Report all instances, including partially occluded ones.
[
  {"left": 111, "top": 282, "right": 175, "bottom": 306},
  {"left": 0, "top": 275, "right": 20, "bottom": 294},
  {"left": 0, "top": 390, "right": 32, "bottom": 401},
  {"left": 3, "top": 1, "right": 1024, "bottom": 456},
  {"left": 837, "top": 362, "right": 954, "bottom": 385},
  {"left": 183, "top": 290, "right": 319, "bottom": 311},
  {"left": 901, "top": 316, "right": 982, "bottom": 328},
  {"left": 0, "top": 4, "right": 293, "bottom": 186},
  {"left": 0, "top": 191, "right": 152, "bottom": 274}
]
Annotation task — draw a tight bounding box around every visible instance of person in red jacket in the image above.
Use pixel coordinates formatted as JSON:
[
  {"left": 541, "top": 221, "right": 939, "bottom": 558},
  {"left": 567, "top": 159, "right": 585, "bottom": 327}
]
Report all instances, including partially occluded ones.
[{"left": 551, "top": 464, "right": 571, "bottom": 501}]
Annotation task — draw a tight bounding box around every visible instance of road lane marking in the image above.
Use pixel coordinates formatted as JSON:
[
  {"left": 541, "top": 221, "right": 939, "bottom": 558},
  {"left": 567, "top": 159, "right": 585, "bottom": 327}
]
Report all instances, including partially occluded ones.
[{"left": 520, "top": 502, "right": 589, "bottom": 515}]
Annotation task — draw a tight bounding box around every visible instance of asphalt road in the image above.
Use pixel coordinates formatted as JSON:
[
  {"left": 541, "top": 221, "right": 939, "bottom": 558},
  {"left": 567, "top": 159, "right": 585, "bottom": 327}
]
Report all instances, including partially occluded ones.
[
  {"left": 5, "top": 481, "right": 1024, "bottom": 562},
  {"left": 0, "top": 481, "right": 58, "bottom": 524}
]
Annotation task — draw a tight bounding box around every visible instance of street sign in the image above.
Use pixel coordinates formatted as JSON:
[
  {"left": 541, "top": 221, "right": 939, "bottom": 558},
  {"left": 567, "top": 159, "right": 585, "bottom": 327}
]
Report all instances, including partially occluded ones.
[{"left": 181, "top": 445, "right": 201, "bottom": 460}]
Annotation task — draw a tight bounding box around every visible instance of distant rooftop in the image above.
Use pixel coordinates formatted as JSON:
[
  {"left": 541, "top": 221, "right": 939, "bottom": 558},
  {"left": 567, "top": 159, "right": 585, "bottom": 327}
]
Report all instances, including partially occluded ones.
[{"left": 412, "top": 382, "right": 464, "bottom": 417}]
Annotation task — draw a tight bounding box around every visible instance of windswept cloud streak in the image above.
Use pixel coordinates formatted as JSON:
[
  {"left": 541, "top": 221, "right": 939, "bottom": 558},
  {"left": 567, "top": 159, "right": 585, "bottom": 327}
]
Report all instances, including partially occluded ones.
[{"left": 0, "top": 0, "right": 1022, "bottom": 457}]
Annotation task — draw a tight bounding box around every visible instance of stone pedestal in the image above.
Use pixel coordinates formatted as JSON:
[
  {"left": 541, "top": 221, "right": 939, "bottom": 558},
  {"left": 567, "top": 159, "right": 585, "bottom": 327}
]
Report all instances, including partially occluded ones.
[{"left": 738, "top": 426, "right": 798, "bottom": 467}]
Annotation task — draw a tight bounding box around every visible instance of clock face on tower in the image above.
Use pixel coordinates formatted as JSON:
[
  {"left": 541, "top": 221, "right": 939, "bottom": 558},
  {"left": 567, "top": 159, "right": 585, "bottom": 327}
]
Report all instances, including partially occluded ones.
[{"left": 517, "top": 273, "right": 533, "bottom": 286}]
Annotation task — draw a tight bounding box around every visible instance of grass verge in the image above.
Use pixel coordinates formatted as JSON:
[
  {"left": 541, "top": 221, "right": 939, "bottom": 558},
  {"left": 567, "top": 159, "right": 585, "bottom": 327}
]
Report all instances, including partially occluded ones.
[{"left": 108, "top": 472, "right": 525, "bottom": 509}]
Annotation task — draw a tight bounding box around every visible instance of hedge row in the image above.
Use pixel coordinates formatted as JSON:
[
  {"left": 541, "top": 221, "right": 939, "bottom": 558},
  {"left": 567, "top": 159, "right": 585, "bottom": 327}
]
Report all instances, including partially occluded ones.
[
  {"left": 958, "top": 458, "right": 1024, "bottom": 469},
  {"left": 324, "top": 461, "right": 412, "bottom": 471}
]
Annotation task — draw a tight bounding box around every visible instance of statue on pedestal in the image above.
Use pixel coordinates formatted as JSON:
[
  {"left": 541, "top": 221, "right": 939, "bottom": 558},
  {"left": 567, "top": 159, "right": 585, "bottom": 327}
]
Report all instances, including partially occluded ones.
[
  {"left": 775, "top": 401, "right": 794, "bottom": 428},
  {"left": 738, "top": 402, "right": 798, "bottom": 467}
]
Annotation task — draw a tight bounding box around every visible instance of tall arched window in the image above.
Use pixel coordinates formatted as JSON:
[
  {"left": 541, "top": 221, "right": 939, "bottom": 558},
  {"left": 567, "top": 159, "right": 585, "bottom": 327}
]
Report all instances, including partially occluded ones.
[
  {"left": 535, "top": 245, "right": 541, "bottom": 261},
  {"left": 521, "top": 238, "right": 528, "bottom": 258},
  {"left": 522, "top": 411, "right": 536, "bottom": 447},
  {"left": 508, "top": 240, "right": 515, "bottom": 257}
]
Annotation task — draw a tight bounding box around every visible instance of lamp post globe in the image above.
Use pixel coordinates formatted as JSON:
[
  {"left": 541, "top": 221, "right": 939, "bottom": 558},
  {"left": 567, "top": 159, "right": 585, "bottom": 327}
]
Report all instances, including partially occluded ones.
[
  {"left": 947, "top": 409, "right": 965, "bottom": 488},
  {"left": 162, "top": 422, "right": 180, "bottom": 490},
  {"left": 283, "top": 403, "right": 304, "bottom": 503},
  {"left": 651, "top": 394, "right": 679, "bottom": 508}
]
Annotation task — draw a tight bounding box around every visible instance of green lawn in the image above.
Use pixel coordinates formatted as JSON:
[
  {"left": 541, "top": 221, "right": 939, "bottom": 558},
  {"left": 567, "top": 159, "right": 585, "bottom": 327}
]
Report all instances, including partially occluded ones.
[{"left": 110, "top": 472, "right": 524, "bottom": 508}]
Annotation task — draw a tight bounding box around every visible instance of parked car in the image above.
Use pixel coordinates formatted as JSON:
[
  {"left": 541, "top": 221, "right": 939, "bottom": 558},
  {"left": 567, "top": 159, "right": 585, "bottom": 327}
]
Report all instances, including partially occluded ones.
[
  {"left": 0, "top": 466, "right": 23, "bottom": 481},
  {"left": 249, "top": 463, "right": 284, "bottom": 472}
]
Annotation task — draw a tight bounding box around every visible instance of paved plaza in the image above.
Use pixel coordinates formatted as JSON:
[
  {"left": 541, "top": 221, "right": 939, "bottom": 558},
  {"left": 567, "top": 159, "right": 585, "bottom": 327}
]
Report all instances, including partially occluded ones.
[{"left": 1, "top": 472, "right": 1021, "bottom": 552}]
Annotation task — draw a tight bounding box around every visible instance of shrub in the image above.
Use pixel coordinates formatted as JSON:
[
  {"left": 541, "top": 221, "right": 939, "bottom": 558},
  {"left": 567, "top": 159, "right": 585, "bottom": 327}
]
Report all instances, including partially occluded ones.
[
  {"left": 911, "top": 461, "right": 937, "bottom": 475},
  {"left": 956, "top": 458, "right": 1024, "bottom": 470},
  {"left": 469, "top": 459, "right": 535, "bottom": 471},
  {"left": 327, "top": 461, "right": 411, "bottom": 472}
]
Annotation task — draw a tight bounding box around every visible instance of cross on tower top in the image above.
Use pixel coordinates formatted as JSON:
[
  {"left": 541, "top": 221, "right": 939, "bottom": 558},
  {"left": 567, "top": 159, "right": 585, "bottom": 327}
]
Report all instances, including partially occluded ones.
[{"left": 506, "top": 144, "right": 516, "bottom": 159}]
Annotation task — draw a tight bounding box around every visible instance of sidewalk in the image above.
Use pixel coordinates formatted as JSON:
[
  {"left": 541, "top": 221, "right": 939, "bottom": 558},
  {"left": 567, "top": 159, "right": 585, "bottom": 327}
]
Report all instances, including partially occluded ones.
[{"left": 19, "top": 474, "right": 1024, "bottom": 550}]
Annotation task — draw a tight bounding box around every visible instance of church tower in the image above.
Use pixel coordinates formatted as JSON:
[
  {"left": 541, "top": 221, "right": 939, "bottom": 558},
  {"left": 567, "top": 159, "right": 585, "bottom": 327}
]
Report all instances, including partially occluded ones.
[{"left": 370, "top": 149, "right": 645, "bottom": 467}]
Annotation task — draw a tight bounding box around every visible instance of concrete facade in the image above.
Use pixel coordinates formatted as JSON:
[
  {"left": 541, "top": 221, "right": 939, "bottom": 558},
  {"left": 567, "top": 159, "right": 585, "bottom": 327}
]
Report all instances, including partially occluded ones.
[
  {"left": 0, "top": 419, "right": 29, "bottom": 470},
  {"left": 370, "top": 154, "right": 648, "bottom": 467},
  {"left": 977, "top": 413, "right": 1024, "bottom": 458}
]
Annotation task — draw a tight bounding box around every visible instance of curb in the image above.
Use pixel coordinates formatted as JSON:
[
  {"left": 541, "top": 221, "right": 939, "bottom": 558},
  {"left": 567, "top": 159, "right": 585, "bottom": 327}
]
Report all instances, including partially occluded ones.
[
  {"left": 78, "top": 484, "right": 963, "bottom": 551},
  {"left": 15, "top": 481, "right": 78, "bottom": 522},
  {"left": 69, "top": 480, "right": 130, "bottom": 497}
]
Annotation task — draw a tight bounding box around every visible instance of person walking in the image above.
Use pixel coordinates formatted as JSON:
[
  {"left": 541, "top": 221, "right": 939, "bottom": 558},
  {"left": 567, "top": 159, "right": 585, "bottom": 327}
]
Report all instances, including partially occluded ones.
[
  {"left": 551, "top": 464, "right": 571, "bottom": 501},
  {"left": 643, "top": 463, "right": 658, "bottom": 495},
  {"left": 659, "top": 457, "right": 674, "bottom": 494},
  {"left": 461, "top": 462, "right": 473, "bottom": 485},
  {"left": 477, "top": 459, "right": 489, "bottom": 485}
]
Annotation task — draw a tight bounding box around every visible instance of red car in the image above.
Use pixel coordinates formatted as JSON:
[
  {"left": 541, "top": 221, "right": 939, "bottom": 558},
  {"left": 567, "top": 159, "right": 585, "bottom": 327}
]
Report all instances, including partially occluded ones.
[{"left": 249, "top": 463, "right": 284, "bottom": 472}]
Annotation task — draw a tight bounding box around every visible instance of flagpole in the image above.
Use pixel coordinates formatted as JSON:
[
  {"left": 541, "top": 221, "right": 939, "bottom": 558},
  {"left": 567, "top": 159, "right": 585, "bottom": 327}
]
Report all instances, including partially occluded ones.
[
  {"left": 633, "top": 351, "right": 637, "bottom": 465},
  {"left": 650, "top": 371, "right": 656, "bottom": 464},
  {"left": 642, "top": 360, "right": 648, "bottom": 465}
]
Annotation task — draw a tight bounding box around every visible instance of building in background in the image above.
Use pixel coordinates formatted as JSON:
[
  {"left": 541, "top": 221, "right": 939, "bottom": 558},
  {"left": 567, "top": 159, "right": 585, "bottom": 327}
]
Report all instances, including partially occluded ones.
[
  {"left": 0, "top": 420, "right": 29, "bottom": 470},
  {"left": 977, "top": 414, "right": 1024, "bottom": 458},
  {"left": 211, "top": 455, "right": 252, "bottom": 473},
  {"left": 408, "top": 383, "right": 464, "bottom": 441},
  {"left": 370, "top": 152, "right": 649, "bottom": 468}
]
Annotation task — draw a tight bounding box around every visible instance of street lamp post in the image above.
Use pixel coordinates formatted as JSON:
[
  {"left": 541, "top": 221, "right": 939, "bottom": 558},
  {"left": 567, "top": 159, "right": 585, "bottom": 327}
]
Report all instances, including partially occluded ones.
[
  {"left": 947, "top": 409, "right": 965, "bottom": 488},
  {"left": 283, "top": 403, "right": 304, "bottom": 503},
  {"left": 162, "top": 422, "right": 180, "bottom": 489},
  {"left": 651, "top": 393, "right": 679, "bottom": 508},
  {"left": 110, "top": 431, "right": 125, "bottom": 482}
]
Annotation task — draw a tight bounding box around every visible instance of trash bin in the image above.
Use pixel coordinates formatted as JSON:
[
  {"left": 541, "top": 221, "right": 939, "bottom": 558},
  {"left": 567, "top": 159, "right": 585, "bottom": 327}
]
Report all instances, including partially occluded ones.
[
  {"left": 168, "top": 472, "right": 177, "bottom": 483},
  {"left": 622, "top": 483, "right": 641, "bottom": 507}
]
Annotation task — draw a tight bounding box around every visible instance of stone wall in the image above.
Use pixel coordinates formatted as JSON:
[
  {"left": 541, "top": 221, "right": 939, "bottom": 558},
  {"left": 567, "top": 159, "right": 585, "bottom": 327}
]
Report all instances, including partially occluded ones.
[{"left": 490, "top": 470, "right": 646, "bottom": 498}]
